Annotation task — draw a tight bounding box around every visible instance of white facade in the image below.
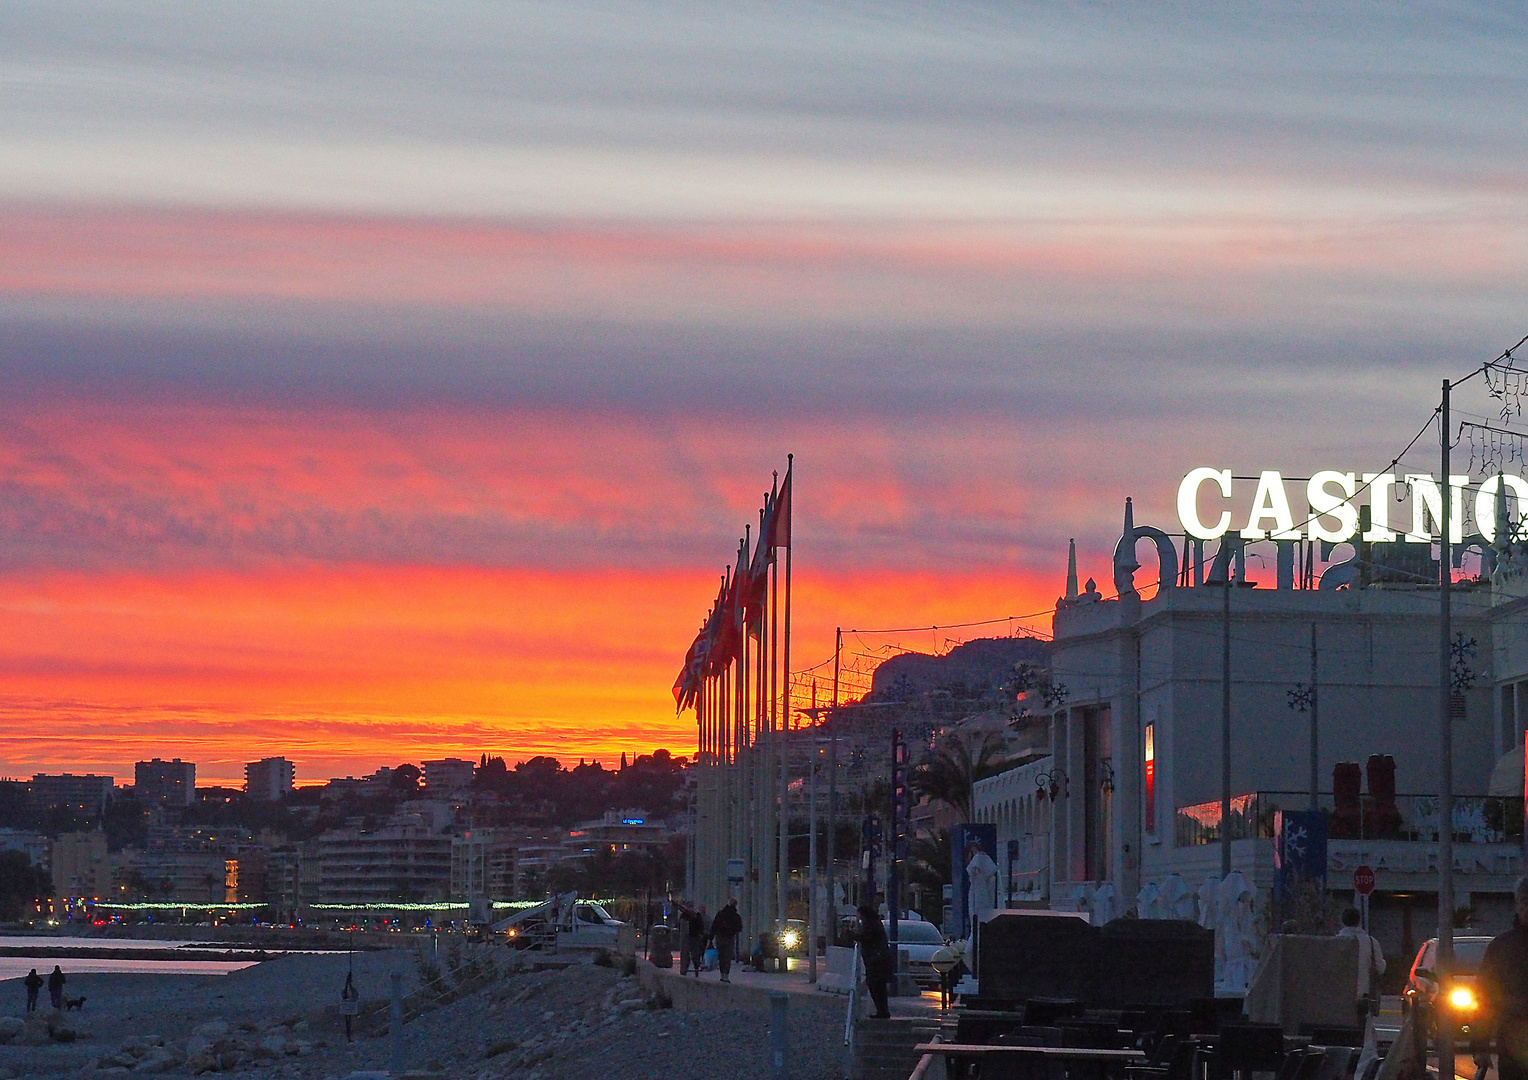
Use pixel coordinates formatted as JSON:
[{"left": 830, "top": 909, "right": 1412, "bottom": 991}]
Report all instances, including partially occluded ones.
[
  {"left": 422, "top": 758, "right": 475, "bottom": 793},
  {"left": 244, "top": 757, "right": 295, "bottom": 802},
  {"left": 968, "top": 499, "right": 1528, "bottom": 961},
  {"left": 972, "top": 756, "right": 1054, "bottom": 905}
]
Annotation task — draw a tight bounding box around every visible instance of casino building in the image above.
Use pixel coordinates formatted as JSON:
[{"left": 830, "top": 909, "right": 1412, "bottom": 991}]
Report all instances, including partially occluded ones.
[{"left": 973, "top": 470, "right": 1528, "bottom": 964}]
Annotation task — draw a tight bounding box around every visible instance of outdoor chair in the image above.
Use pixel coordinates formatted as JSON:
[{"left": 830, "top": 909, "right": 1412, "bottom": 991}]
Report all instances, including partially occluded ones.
[
  {"left": 1027, "top": 999, "right": 1086, "bottom": 1025},
  {"left": 1207, "top": 1023, "right": 1285, "bottom": 1080},
  {"left": 1288, "top": 1046, "right": 1331, "bottom": 1080}
]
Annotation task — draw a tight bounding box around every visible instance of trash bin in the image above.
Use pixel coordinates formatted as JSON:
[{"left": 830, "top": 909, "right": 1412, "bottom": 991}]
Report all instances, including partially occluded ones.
[{"left": 649, "top": 924, "right": 674, "bottom": 968}]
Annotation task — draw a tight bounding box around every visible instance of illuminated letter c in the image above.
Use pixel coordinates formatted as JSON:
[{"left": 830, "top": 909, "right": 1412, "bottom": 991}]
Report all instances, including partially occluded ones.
[{"left": 1178, "top": 468, "right": 1233, "bottom": 540}]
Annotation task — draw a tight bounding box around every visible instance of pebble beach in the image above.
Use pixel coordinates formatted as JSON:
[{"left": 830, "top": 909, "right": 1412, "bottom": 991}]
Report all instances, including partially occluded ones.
[{"left": 0, "top": 950, "right": 845, "bottom": 1080}]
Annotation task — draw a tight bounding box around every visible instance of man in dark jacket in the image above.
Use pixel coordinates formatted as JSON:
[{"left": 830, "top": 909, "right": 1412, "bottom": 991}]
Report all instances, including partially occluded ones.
[
  {"left": 1478, "top": 877, "right": 1528, "bottom": 1080},
  {"left": 679, "top": 903, "right": 708, "bottom": 976},
  {"left": 710, "top": 899, "right": 743, "bottom": 983},
  {"left": 46, "top": 966, "right": 65, "bottom": 1010},
  {"left": 855, "top": 904, "right": 893, "bottom": 1019},
  {"left": 23, "top": 968, "right": 42, "bottom": 1012}
]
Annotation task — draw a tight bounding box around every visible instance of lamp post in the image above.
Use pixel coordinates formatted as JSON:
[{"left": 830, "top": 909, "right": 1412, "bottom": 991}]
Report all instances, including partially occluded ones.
[{"left": 1437, "top": 378, "right": 1456, "bottom": 1080}]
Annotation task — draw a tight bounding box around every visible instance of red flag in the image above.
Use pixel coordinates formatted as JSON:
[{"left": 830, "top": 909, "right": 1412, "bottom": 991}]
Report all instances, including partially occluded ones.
[
  {"left": 708, "top": 553, "right": 744, "bottom": 670},
  {"left": 744, "top": 498, "right": 772, "bottom": 636}
]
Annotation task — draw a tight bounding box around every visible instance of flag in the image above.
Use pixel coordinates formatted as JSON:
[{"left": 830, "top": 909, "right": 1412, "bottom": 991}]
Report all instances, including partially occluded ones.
[
  {"left": 744, "top": 491, "right": 773, "bottom": 636},
  {"left": 708, "top": 551, "right": 744, "bottom": 671},
  {"left": 767, "top": 463, "right": 791, "bottom": 550}
]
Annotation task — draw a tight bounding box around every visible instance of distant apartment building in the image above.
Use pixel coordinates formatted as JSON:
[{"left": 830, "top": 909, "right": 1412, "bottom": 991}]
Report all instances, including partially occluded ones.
[
  {"left": 511, "top": 831, "right": 566, "bottom": 899},
  {"left": 561, "top": 810, "right": 670, "bottom": 863},
  {"left": 135, "top": 758, "right": 196, "bottom": 807},
  {"left": 421, "top": 758, "right": 475, "bottom": 793},
  {"left": 449, "top": 829, "right": 517, "bottom": 901},
  {"left": 0, "top": 828, "right": 50, "bottom": 869},
  {"left": 119, "top": 824, "right": 256, "bottom": 902},
  {"left": 244, "top": 757, "right": 295, "bottom": 802},
  {"left": 127, "top": 849, "right": 235, "bottom": 903},
  {"left": 30, "top": 773, "right": 114, "bottom": 817},
  {"left": 52, "top": 831, "right": 111, "bottom": 899},
  {"left": 316, "top": 826, "right": 452, "bottom": 904}
]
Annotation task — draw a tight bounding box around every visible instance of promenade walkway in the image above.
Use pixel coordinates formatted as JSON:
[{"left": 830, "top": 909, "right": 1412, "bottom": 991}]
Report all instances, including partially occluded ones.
[{"left": 640, "top": 955, "right": 943, "bottom": 1020}]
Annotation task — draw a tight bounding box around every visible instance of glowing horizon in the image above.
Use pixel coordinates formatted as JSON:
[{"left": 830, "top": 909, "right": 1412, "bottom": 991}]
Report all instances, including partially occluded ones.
[{"left": 3, "top": 3, "right": 1525, "bottom": 783}]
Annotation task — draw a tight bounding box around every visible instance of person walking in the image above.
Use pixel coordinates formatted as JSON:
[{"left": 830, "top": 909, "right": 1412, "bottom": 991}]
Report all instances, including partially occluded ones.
[
  {"left": 1478, "top": 877, "right": 1528, "bottom": 1080},
  {"left": 710, "top": 899, "right": 743, "bottom": 983},
  {"left": 46, "top": 966, "right": 65, "bottom": 1010},
  {"left": 23, "top": 968, "right": 42, "bottom": 1012},
  {"left": 854, "top": 903, "right": 893, "bottom": 1019},
  {"left": 1336, "top": 907, "right": 1385, "bottom": 1028},
  {"left": 681, "top": 903, "right": 708, "bottom": 977}
]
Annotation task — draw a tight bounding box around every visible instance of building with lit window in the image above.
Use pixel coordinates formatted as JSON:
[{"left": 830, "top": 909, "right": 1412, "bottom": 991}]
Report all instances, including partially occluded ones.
[
  {"left": 560, "top": 811, "right": 669, "bottom": 863},
  {"left": 244, "top": 758, "right": 295, "bottom": 802},
  {"left": 135, "top": 758, "right": 196, "bottom": 807},
  {"left": 421, "top": 758, "right": 475, "bottom": 793},
  {"left": 30, "top": 773, "right": 114, "bottom": 817},
  {"left": 973, "top": 482, "right": 1528, "bottom": 969},
  {"left": 316, "top": 826, "right": 452, "bottom": 904}
]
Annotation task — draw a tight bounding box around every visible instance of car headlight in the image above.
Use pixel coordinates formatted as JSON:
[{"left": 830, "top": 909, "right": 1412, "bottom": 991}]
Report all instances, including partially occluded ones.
[
  {"left": 1449, "top": 986, "right": 1477, "bottom": 1010},
  {"left": 780, "top": 930, "right": 800, "bottom": 949}
]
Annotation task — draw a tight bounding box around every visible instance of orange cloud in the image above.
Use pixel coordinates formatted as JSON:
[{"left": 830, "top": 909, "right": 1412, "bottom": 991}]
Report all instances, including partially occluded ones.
[{"left": 0, "top": 564, "right": 1056, "bottom": 784}]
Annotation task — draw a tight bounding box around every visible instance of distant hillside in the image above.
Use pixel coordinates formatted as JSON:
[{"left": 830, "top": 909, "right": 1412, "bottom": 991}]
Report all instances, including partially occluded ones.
[{"left": 864, "top": 636, "right": 1049, "bottom": 705}]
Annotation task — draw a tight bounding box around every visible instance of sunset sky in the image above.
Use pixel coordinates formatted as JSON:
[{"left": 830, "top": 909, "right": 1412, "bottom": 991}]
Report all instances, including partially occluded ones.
[{"left": 3, "top": 2, "right": 1527, "bottom": 782}]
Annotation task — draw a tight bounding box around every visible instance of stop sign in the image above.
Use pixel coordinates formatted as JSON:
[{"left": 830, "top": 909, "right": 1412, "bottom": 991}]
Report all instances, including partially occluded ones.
[{"left": 1353, "top": 865, "right": 1376, "bottom": 896}]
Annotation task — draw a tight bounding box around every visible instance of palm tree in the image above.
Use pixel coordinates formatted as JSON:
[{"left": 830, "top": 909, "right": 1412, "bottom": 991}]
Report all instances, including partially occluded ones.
[{"left": 910, "top": 731, "right": 1009, "bottom": 821}]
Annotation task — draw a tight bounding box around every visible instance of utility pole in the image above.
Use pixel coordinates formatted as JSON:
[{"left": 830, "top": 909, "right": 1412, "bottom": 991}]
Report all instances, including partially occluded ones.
[
  {"left": 1309, "top": 623, "right": 1319, "bottom": 812},
  {"left": 1438, "top": 378, "right": 1456, "bottom": 1078},
  {"left": 808, "top": 713, "right": 819, "bottom": 983}
]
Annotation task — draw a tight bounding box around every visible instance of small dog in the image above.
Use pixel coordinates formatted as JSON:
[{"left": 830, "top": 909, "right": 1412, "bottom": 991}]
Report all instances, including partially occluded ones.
[{"left": 63, "top": 995, "right": 86, "bottom": 1011}]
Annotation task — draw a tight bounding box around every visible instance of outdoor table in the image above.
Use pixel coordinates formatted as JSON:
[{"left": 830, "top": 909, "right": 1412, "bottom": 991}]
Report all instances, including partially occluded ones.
[{"left": 915, "top": 1043, "right": 1146, "bottom": 1080}]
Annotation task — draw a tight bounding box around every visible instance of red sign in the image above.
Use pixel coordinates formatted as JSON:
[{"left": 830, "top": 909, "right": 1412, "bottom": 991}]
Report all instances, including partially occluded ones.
[{"left": 1353, "top": 865, "right": 1376, "bottom": 896}]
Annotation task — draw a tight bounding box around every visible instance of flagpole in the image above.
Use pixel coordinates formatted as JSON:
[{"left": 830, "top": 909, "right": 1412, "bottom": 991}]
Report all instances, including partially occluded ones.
[
  {"left": 739, "top": 537, "right": 751, "bottom": 932},
  {"left": 771, "top": 526, "right": 784, "bottom": 940},
  {"left": 826, "top": 625, "right": 840, "bottom": 946},
  {"left": 753, "top": 512, "right": 767, "bottom": 937},
  {"left": 776, "top": 459, "right": 791, "bottom": 950}
]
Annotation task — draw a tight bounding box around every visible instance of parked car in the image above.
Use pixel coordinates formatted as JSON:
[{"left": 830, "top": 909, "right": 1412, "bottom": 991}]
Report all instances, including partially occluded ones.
[
  {"left": 1404, "top": 935, "right": 1493, "bottom": 1045},
  {"left": 886, "top": 918, "right": 949, "bottom": 990}
]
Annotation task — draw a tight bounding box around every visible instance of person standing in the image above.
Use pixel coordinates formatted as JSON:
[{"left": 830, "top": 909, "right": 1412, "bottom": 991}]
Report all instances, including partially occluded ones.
[
  {"left": 46, "top": 966, "right": 65, "bottom": 1010},
  {"left": 23, "top": 968, "right": 42, "bottom": 1012},
  {"left": 855, "top": 904, "right": 893, "bottom": 1020},
  {"left": 1478, "top": 877, "right": 1528, "bottom": 1080},
  {"left": 710, "top": 899, "right": 743, "bottom": 983},
  {"left": 1336, "top": 907, "right": 1385, "bottom": 1028},
  {"left": 681, "top": 903, "right": 708, "bottom": 977}
]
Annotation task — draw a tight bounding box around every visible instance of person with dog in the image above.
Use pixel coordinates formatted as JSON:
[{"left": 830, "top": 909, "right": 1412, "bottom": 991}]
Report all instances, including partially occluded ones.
[
  {"left": 47, "top": 966, "right": 65, "bottom": 1010},
  {"left": 23, "top": 968, "right": 42, "bottom": 1012}
]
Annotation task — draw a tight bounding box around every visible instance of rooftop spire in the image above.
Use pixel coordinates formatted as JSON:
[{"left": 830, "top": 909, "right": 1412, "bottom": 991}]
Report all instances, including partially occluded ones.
[{"left": 1066, "top": 538, "right": 1079, "bottom": 600}]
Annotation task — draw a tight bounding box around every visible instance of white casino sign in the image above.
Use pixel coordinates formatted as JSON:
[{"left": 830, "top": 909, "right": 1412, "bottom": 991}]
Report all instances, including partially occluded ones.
[{"left": 1175, "top": 469, "right": 1528, "bottom": 544}]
